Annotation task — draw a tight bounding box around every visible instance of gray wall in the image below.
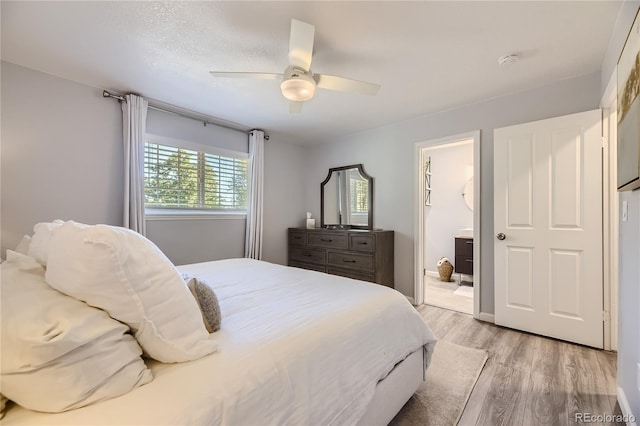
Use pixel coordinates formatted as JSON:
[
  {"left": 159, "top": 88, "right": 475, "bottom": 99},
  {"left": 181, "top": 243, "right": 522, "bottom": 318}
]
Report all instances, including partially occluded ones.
[
  {"left": 1, "top": 61, "right": 309, "bottom": 267},
  {"left": 601, "top": 1, "right": 640, "bottom": 419},
  {"left": 1, "top": 61, "right": 123, "bottom": 254},
  {"left": 262, "top": 133, "right": 308, "bottom": 265},
  {"left": 305, "top": 72, "right": 601, "bottom": 309},
  {"left": 146, "top": 218, "right": 246, "bottom": 265},
  {"left": 617, "top": 191, "right": 640, "bottom": 419}
]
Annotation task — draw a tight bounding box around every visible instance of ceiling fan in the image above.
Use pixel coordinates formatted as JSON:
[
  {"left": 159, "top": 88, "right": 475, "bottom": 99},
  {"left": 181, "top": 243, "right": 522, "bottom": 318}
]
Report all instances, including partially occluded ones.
[{"left": 210, "top": 19, "right": 381, "bottom": 113}]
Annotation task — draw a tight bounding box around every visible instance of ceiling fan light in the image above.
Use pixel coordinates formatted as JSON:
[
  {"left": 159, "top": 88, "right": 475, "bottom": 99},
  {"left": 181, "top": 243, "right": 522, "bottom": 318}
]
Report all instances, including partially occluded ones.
[{"left": 281, "top": 78, "right": 315, "bottom": 102}]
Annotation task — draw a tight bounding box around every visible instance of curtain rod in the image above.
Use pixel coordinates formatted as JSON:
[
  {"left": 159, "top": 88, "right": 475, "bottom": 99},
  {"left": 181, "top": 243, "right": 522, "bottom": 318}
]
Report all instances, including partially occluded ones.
[{"left": 102, "top": 90, "right": 269, "bottom": 140}]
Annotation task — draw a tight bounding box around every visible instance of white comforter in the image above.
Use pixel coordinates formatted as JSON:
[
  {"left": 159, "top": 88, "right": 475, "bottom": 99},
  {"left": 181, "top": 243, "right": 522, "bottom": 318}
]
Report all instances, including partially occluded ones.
[{"left": 3, "top": 259, "right": 436, "bottom": 425}]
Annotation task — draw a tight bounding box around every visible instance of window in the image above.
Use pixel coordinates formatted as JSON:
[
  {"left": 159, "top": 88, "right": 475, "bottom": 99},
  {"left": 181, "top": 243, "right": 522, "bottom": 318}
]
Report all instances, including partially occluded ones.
[
  {"left": 144, "top": 141, "right": 248, "bottom": 211},
  {"left": 350, "top": 177, "right": 369, "bottom": 213},
  {"left": 346, "top": 169, "right": 368, "bottom": 226}
]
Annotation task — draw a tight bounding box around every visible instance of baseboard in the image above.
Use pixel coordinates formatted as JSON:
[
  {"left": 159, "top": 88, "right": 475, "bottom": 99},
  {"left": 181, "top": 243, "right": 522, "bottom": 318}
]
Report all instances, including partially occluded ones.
[
  {"left": 425, "top": 269, "right": 472, "bottom": 284},
  {"left": 476, "top": 312, "right": 495, "bottom": 323},
  {"left": 425, "top": 270, "right": 440, "bottom": 279},
  {"left": 618, "top": 387, "right": 638, "bottom": 426},
  {"left": 406, "top": 296, "right": 416, "bottom": 305}
]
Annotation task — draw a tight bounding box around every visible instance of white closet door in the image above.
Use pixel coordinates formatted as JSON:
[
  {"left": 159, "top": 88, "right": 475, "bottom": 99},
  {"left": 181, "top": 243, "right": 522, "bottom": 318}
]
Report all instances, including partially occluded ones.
[{"left": 494, "top": 109, "right": 603, "bottom": 348}]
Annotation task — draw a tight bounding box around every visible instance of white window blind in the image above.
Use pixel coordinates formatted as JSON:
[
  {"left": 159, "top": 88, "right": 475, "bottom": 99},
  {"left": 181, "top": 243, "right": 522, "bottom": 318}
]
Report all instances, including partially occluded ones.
[
  {"left": 144, "top": 141, "right": 248, "bottom": 211},
  {"left": 349, "top": 174, "right": 368, "bottom": 213}
]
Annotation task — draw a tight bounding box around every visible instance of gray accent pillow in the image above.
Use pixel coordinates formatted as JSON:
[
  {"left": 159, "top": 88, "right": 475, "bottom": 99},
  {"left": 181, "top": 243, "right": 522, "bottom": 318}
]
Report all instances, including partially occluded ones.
[{"left": 183, "top": 276, "right": 221, "bottom": 333}]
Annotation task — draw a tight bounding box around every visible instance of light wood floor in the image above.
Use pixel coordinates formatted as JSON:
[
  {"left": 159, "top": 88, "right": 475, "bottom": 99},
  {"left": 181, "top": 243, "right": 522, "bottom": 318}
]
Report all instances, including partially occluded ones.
[
  {"left": 424, "top": 276, "right": 474, "bottom": 314},
  {"left": 418, "top": 305, "right": 623, "bottom": 426}
]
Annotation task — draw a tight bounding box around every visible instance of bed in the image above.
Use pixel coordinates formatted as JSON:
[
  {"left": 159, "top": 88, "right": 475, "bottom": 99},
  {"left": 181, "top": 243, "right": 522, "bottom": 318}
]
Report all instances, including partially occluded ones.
[{"left": 2, "top": 256, "right": 436, "bottom": 425}]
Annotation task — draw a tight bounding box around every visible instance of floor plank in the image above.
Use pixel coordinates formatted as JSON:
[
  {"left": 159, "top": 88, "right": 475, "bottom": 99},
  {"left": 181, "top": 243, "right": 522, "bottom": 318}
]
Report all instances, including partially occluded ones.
[
  {"left": 523, "top": 337, "right": 566, "bottom": 425},
  {"left": 417, "top": 305, "right": 621, "bottom": 426}
]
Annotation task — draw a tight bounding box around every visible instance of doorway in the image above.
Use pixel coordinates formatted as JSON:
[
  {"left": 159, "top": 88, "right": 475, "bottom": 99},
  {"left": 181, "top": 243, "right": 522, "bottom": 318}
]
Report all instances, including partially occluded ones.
[{"left": 414, "top": 131, "right": 481, "bottom": 318}]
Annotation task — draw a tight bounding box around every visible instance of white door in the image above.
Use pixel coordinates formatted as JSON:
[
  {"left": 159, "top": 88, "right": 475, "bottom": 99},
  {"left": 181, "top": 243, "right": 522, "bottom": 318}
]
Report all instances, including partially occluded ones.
[{"left": 494, "top": 109, "right": 603, "bottom": 348}]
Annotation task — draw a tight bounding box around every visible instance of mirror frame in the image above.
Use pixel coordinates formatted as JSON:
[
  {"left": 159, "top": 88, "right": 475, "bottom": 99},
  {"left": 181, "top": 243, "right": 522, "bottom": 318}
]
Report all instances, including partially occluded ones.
[{"left": 320, "top": 163, "right": 373, "bottom": 230}]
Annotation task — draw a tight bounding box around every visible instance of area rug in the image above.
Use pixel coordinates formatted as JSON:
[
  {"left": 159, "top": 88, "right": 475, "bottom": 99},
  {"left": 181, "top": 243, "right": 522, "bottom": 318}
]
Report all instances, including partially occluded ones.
[
  {"left": 389, "top": 340, "right": 488, "bottom": 426},
  {"left": 453, "top": 286, "right": 474, "bottom": 298}
]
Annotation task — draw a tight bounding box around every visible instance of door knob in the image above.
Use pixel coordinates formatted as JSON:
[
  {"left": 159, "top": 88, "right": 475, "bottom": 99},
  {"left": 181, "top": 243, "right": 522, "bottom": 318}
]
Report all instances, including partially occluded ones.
[{"left": 497, "top": 233, "right": 506, "bottom": 240}]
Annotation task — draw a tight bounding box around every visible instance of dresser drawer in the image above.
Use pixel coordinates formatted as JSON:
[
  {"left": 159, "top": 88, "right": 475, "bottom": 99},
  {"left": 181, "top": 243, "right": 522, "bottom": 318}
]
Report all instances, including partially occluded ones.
[
  {"left": 289, "top": 230, "right": 307, "bottom": 246},
  {"left": 307, "top": 232, "right": 348, "bottom": 249},
  {"left": 455, "top": 255, "right": 473, "bottom": 275},
  {"left": 327, "top": 267, "right": 375, "bottom": 283},
  {"left": 350, "top": 234, "right": 376, "bottom": 252},
  {"left": 290, "top": 247, "right": 325, "bottom": 265},
  {"left": 327, "top": 251, "right": 374, "bottom": 272},
  {"left": 289, "top": 261, "right": 326, "bottom": 273},
  {"left": 455, "top": 237, "right": 474, "bottom": 257}
]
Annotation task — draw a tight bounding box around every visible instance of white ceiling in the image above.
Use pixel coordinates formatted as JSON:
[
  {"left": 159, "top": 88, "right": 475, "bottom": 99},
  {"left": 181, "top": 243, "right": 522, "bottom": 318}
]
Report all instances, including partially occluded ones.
[{"left": 1, "top": 1, "right": 622, "bottom": 144}]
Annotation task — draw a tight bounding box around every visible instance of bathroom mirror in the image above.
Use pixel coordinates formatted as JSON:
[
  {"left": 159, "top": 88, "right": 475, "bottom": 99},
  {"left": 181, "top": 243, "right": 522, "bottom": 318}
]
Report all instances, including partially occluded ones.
[
  {"left": 321, "top": 164, "right": 373, "bottom": 230},
  {"left": 463, "top": 177, "right": 474, "bottom": 211}
]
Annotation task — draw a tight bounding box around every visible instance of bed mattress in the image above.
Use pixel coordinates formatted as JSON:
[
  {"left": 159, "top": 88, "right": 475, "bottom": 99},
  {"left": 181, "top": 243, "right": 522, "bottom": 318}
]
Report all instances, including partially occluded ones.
[{"left": 3, "top": 259, "right": 436, "bottom": 425}]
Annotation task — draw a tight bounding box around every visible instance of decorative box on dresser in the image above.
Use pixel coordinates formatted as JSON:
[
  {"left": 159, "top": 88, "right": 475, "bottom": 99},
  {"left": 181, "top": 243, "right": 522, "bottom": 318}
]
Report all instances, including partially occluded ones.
[{"left": 288, "top": 228, "right": 394, "bottom": 288}]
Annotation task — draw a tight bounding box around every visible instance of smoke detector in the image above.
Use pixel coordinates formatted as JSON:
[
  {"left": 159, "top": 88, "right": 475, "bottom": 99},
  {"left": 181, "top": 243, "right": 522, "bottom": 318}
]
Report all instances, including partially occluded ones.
[{"left": 498, "top": 54, "right": 519, "bottom": 66}]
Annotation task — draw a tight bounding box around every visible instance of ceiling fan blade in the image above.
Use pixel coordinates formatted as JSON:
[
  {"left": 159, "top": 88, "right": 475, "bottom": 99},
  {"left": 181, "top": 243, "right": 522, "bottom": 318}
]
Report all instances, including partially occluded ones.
[
  {"left": 315, "top": 74, "right": 380, "bottom": 96},
  {"left": 288, "top": 19, "right": 315, "bottom": 72},
  {"left": 209, "top": 72, "right": 282, "bottom": 80},
  {"left": 289, "top": 101, "right": 303, "bottom": 114}
]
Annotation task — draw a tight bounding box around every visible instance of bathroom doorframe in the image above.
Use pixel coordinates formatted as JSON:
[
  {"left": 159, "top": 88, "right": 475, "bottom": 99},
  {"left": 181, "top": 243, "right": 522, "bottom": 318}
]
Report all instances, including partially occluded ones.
[
  {"left": 601, "top": 68, "right": 619, "bottom": 351},
  {"left": 414, "top": 130, "right": 481, "bottom": 319}
]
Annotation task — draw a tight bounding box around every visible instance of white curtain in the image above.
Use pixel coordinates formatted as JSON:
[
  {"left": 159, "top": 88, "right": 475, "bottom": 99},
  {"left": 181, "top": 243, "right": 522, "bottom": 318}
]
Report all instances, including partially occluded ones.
[
  {"left": 245, "top": 130, "right": 265, "bottom": 259},
  {"left": 122, "top": 94, "right": 148, "bottom": 235}
]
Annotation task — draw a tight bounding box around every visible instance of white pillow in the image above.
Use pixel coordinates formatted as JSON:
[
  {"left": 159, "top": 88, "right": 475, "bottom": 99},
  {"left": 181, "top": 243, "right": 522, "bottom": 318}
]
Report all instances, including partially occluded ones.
[
  {"left": 0, "top": 251, "right": 153, "bottom": 413},
  {"left": 0, "top": 394, "right": 7, "bottom": 419},
  {"left": 27, "top": 220, "right": 64, "bottom": 265},
  {"left": 46, "top": 221, "right": 218, "bottom": 363},
  {"left": 13, "top": 235, "right": 31, "bottom": 255}
]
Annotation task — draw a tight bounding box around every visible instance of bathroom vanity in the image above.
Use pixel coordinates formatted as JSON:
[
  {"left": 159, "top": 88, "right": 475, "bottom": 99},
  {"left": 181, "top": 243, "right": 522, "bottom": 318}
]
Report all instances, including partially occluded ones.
[{"left": 454, "top": 235, "right": 474, "bottom": 278}]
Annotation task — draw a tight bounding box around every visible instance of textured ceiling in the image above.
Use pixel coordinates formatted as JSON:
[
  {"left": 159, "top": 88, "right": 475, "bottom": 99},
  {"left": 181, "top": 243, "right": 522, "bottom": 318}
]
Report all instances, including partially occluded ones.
[{"left": 1, "top": 1, "right": 622, "bottom": 144}]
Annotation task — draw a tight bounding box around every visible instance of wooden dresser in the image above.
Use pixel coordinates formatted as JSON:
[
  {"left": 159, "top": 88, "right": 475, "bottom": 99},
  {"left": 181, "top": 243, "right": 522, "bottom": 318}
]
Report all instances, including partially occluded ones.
[{"left": 288, "top": 228, "right": 394, "bottom": 288}]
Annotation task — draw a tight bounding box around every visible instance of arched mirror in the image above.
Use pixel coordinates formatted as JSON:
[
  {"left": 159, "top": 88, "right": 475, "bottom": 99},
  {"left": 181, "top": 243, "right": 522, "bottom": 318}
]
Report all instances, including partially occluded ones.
[
  {"left": 462, "top": 177, "right": 474, "bottom": 211},
  {"left": 321, "top": 164, "right": 373, "bottom": 230}
]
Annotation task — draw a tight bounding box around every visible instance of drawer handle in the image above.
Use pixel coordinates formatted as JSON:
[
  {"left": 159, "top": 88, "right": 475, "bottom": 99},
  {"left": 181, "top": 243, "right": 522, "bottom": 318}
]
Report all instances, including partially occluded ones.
[
  {"left": 304, "top": 253, "right": 312, "bottom": 257},
  {"left": 357, "top": 242, "right": 368, "bottom": 245},
  {"left": 466, "top": 259, "right": 473, "bottom": 263},
  {"left": 343, "top": 259, "right": 357, "bottom": 263},
  {"left": 320, "top": 238, "right": 333, "bottom": 242},
  {"left": 466, "top": 241, "right": 473, "bottom": 244}
]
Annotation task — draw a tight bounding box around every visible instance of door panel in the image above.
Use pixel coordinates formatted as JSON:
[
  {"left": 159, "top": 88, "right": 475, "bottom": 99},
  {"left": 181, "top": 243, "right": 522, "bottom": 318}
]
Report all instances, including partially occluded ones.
[
  {"left": 507, "top": 134, "right": 535, "bottom": 228},
  {"left": 494, "top": 109, "right": 603, "bottom": 348},
  {"left": 549, "top": 249, "right": 582, "bottom": 318},
  {"left": 505, "top": 246, "right": 534, "bottom": 310},
  {"left": 550, "top": 129, "right": 583, "bottom": 228}
]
